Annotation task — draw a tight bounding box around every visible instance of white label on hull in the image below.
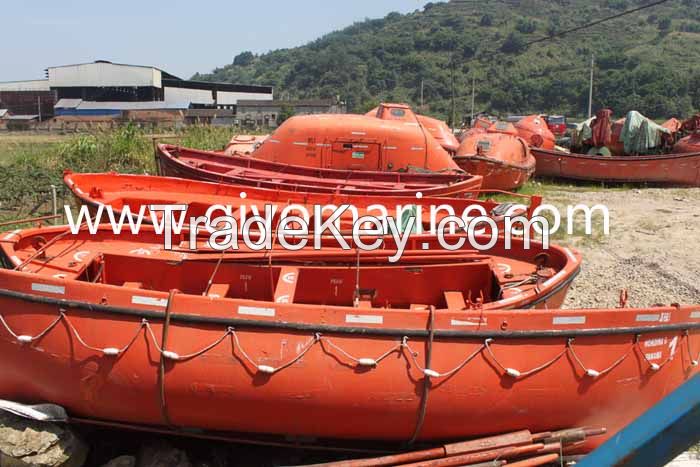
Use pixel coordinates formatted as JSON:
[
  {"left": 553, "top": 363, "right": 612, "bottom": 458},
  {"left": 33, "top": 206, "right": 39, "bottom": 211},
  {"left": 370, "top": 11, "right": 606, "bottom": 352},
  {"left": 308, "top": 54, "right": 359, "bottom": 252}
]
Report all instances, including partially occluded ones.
[
  {"left": 31, "top": 283, "right": 65, "bottom": 295},
  {"left": 690, "top": 311, "right": 700, "bottom": 319},
  {"left": 645, "top": 351, "right": 662, "bottom": 361},
  {"left": 132, "top": 296, "right": 168, "bottom": 307},
  {"left": 553, "top": 316, "right": 586, "bottom": 325},
  {"left": 636, "top": 314, "right": 660, "bottom": 322},
  {"left": 644, "top": 338, "right": 666, "bottom": 348},
  {"left": 238, "top": 306, "right": 275, "bottom": 317},
  {"left": 451, "top": 318, "right": 487, "bottom": 326},
  {"left": 346, "top": 314, "right": 383, "bottom": 324}
]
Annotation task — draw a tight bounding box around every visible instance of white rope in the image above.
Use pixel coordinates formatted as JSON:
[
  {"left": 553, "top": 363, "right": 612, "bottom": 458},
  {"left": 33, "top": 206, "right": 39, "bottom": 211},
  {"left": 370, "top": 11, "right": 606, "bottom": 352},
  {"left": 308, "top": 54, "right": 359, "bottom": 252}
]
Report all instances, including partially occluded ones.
[
  {"left": 567, "top": 337, "right": 633, "bottom": 378},
  {"left": 1, "top": 307, "right": 694, "bottom": 381},
  {"left": 231, "top": 330, "right": 319, "bottom": 374},
  {"left": 484, "top": 338, "right": 568, "bottom": 378},
  {"left": 144, "top": 322, "right": 232, "bottom": 361},
  {"left": 62, "top": 312, "right": 146, "bottom": 356},
  {"left": 0, "top": 313, "right": 63, "bottom": 343},
  {"left": 319, "top": 336, "right": 403, "bottom": 367},
  {"left": 685, "top": 331, "right": 699, "bottom": 367},
  {"left": 635, "top": 335, "right": 670, "bottom": 372},
  {"left": 402, "top": 338, "right": 485, "bottom": 379}
]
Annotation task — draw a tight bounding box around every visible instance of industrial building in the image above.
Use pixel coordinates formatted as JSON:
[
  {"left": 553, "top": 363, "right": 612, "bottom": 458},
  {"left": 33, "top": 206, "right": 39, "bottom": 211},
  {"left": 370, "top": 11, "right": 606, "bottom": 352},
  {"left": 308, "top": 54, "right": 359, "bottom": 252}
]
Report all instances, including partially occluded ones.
[
  {"left": 236, "top": 98, "right": 346, "bottom": 128},
  {"left": 0, "top": 60, "right": 273, "bottom": 123}
]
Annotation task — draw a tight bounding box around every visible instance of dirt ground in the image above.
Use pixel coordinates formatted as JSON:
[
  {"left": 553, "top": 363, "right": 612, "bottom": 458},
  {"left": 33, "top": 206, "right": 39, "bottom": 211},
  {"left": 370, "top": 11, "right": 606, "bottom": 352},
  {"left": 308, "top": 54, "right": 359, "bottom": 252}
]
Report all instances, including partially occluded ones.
[{"left": 540, "top": 185, "right": 700, "bottom": 309}]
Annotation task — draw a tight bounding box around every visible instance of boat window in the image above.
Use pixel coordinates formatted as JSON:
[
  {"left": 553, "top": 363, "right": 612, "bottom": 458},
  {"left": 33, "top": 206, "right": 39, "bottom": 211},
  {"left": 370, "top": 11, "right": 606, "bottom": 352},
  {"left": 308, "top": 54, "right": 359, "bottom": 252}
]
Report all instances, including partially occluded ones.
[
  {"left": 343, "top": 143, "right": 353, "bottom": 149},
  {"left": 477, "top": 140, "right": 491, "bottom": 151},
  {"left": 496, "top": 122, "right": 509, "bottom": 131},
  {"left": 390, "top": 108, "right": 406, "bottom": 117}
]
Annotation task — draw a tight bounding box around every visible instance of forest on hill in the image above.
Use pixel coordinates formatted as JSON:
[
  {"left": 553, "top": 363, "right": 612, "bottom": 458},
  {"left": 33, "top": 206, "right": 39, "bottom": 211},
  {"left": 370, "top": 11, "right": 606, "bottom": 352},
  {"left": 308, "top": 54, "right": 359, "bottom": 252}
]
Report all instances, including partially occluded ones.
[{"left": 194, "top": 0, "right": 700, "bottom": 123}]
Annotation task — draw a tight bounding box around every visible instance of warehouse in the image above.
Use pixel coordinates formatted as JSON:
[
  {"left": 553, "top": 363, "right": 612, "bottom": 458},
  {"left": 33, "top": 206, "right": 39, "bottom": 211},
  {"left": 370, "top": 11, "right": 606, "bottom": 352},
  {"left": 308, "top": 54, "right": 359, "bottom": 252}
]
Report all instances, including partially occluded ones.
[{"left": 0, "top": 60, "right": 272, "bottom": 121}]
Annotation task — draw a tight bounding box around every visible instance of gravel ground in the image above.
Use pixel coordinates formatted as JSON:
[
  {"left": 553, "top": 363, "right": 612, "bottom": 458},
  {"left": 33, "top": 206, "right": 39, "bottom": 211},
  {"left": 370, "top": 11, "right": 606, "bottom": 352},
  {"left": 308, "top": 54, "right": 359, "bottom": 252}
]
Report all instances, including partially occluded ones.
[{"left": 537, "top": 186, "right": 700, "bottom": 309}]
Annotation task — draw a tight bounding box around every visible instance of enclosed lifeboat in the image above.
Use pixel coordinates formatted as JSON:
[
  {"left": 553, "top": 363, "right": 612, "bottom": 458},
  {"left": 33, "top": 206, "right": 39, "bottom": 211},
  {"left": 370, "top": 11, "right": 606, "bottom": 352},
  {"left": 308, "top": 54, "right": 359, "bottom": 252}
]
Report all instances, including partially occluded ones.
[
  {"left": 250, "top": 103, "right": 459, "bottom": 172},
  {"left": 453, "top": 122, "right": 536, "bottom": 191},
  {"left": 222, "top": 134, "right": 268, "bottom": 156},
  {"left": 515, "top": 115, "right": 556, "bottom": 150},
  {"left": 63, "top": 172, "right": 540, "bottom": 231},
  {"left": 0, "top": 225, "right": 696, "bottom": 447},
  {"left": 156, "top": 144, "right": 483, "bottom": 197},
  {"left": 366, "top": 106, "right": 460, "bottom": 153}
]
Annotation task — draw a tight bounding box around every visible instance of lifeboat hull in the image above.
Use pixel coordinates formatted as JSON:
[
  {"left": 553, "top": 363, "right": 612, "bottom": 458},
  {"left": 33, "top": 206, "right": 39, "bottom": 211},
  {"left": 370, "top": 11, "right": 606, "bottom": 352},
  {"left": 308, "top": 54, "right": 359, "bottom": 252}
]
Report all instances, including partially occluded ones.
[
  {"left": 251, "top": 104, "right": 459, "bottom": 172},
  {"left": 156, "top": 144, "right": 483, "bottom": 197},
  {"left": 532, "top": 147, "right": 700, "bottom": 186},
  {"left": 454, "top": 132, "right": 535, "bottom": 191},
  {"left": 223, "top": 134, "right": 268, "bottom": 156},
  {"left": 63, "top": 173, "right": 538, "bottom": 231},
  {"left": 0, "top": 268, "right": 696, "bottom": 447},
  {"left": 454, "top": 155, "right": 535, "bottom": 191}
]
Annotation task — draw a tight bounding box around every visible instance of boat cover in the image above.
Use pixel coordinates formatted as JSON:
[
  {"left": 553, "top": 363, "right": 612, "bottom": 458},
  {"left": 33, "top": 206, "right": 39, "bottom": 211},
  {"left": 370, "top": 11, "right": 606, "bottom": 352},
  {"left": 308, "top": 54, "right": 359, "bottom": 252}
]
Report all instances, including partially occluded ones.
[
  {"left": 620, "top": 110, "right": 670, "bottom": 154},
  {"left": 591, "top": 109, "right": 613, "bottom": 147}
]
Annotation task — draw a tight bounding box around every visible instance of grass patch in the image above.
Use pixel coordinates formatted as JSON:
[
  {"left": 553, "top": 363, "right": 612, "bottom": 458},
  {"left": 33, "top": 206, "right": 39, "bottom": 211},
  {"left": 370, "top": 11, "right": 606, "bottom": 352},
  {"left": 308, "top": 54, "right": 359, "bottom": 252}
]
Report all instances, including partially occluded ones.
[{"left": 0, "top": 125, "right": 244, "bottom": 224}]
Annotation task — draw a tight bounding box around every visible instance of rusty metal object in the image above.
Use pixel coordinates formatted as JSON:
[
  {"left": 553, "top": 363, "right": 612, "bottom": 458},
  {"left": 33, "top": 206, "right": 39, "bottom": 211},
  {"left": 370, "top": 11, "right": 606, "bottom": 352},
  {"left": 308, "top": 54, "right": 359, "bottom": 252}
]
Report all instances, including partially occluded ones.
[
  {"left": 0, "top": 214, "right": 62, "bottom": 229},
  {"left": 396, "top": 442, "right": 544, "bottom": 467},
  {"left": 307, "top": 430, "right": 532, "bottom": 467},
  {"left": 506, "top": 453, "right": 559, "bottom": 467}
]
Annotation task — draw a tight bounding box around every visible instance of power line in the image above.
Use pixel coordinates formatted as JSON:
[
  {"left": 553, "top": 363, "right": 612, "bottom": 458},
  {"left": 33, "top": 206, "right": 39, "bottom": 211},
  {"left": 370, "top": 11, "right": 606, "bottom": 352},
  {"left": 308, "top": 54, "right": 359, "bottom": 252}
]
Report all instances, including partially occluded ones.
[{"left": 455, "top": 0, "right": 672, "bottom": 66}]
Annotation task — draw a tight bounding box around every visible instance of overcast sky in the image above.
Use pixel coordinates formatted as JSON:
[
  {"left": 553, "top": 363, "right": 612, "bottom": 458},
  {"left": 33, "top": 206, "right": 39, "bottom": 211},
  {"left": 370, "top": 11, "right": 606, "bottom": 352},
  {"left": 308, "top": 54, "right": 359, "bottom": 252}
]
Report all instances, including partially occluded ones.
[{"left": 1, "top": 0, "right": 425, "bottom": 81}]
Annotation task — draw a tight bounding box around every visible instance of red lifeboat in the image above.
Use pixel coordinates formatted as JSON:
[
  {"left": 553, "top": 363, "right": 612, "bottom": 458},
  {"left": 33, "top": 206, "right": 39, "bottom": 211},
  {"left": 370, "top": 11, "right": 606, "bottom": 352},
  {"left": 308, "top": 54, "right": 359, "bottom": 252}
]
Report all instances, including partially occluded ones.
[
  {"left": 453, "top": 122, "right": 536, "bottom": 191},
  {"left": 515, "top": 115, "right": 556, "bottom": 150},
  {"left": 251, "top": 103, "right": 459, "bottom": 172}
]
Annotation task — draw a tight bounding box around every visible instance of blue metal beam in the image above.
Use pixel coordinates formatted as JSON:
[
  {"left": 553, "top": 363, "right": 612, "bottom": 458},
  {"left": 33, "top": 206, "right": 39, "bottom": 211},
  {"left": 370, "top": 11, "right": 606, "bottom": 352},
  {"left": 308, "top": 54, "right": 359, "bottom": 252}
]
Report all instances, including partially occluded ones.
[{"left": 579, "top": 374, "right": 700, "bottom": 466}]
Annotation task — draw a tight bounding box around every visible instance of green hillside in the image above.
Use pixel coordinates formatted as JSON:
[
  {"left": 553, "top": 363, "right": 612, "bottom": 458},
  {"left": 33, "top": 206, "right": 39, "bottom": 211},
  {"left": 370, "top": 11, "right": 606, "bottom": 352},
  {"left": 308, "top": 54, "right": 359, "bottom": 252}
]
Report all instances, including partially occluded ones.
[{"left": 194, "top": 0, "right": 700, "bottom": 122}]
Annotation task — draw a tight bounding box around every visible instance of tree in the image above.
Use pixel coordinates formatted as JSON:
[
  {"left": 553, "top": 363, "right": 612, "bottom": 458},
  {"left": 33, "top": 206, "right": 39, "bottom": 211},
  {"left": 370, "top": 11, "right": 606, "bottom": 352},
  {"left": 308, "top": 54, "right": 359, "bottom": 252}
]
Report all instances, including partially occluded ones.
[
  {"left": 500, "top": 32, "right": 526, "bottom": 53},
  {"left": 480, "top": 14, "right": 493, "bottom": 27},
  {"left": 233, "top": 51, "right": 254, "bottom": 66},
  {"left": 277, "top": 104, "right": 295, "bottom": 126},
  {"left": 657, "top": 17, "right": 672, "bottom": 31},
  {"left": 515, "top": 19, "right": 537, "bottom": 34}
]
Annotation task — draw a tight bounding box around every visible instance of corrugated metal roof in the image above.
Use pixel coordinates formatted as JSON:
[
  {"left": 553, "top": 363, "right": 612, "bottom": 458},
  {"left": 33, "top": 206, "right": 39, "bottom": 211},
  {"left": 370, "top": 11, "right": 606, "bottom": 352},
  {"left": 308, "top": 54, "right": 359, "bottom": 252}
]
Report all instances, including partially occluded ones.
[
  {"left": 237, "top": 99, "right": 335, "bottom": 107},
  {"left": 54, "top": 99, "right": 83, "bottom": 109},
  {"left": 6, "top": 115, "right": 39, "bottom": 120},
  {"left": 185, "top": 108, "right": 235, "bottom": 118},
  {"left": 73, "top": 101, "right": 188, "bottom": 111}
]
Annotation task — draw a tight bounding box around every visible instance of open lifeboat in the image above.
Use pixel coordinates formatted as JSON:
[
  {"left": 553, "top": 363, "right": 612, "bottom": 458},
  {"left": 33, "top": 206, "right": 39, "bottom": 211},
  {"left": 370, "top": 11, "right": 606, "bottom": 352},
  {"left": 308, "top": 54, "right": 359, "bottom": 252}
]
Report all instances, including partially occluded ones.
[
  {"left": 0, "top": 225, "right": 696, "bottom": 447},
  {"left": 63, "top": 172, "right": 539, "bottom": 231},
  {"left": 453, "top": 122, "right": 536, "bottom": 191},
  {"left": 249, "top": 103, "right": 459, "bottom": 172},
  {"left": 532, "top": 146, "right": 700, "bottom": 186},
  {"left": 156, "top": 144, "right": 483, "bottom": 197}
]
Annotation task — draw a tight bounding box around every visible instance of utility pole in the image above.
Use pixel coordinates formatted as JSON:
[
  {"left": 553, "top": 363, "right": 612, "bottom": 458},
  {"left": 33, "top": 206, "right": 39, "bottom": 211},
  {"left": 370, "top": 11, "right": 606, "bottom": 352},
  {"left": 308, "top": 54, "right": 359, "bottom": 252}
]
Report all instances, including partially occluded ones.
[
  {"left": 37, "top": 96, "right": 42, "bottom": 123},
  {"left": 588, "top": 54, "right": 594, "bottom": 119},
  {"left": 470, "top": 74, "right": 476, "bottom": 122},
  {"left": 420, "top": 79, "right": 424, "bottom": 109},
  {"left": 450, "top": 58, "right": 456, "bottom": 128}
]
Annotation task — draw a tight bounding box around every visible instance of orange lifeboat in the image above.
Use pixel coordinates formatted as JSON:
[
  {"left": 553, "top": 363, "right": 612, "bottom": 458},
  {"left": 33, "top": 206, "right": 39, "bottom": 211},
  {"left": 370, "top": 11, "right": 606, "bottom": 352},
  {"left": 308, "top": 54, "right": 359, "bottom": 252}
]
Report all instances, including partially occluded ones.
[
  {"left": 515, "top": 115, "right": 556, "bottom": 150},
  {"left": 63, "top": 172, "right": 539, "bottom": 231},
  {"left": 0, "top": 224, "right": 696, "bottom": 447},
  {"left": 223, "top": 134, "right": 268, "bottom": 156},
  {"left": 251, "top": 103, "right": 459, "bottom": 172},
  {"left": 453, "top": 122, "right": 536, "bottom": 191},
  {"left": 366, "top": 107, "right": 460, "bottom": 153},
  {"left": 156, "top": 144, "right": 483, "bottom": 197}
]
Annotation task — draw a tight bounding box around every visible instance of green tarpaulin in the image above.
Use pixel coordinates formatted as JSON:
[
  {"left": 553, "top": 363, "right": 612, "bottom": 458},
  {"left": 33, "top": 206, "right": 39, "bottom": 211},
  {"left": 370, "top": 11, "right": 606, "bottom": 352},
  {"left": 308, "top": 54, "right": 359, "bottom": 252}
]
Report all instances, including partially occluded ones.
[{"left": 620, "top": 110, "right": 670, "bottom": 155}]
